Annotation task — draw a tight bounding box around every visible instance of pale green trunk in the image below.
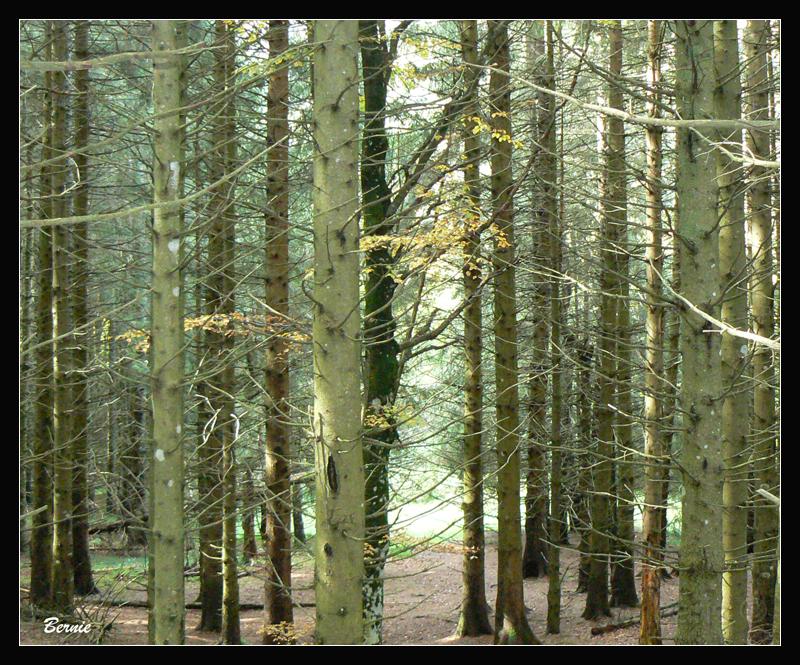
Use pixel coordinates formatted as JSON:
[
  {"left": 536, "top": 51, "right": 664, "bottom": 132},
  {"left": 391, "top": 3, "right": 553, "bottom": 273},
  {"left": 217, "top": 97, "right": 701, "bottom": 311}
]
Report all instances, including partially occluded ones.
[
  {"left": 311, "top": 20, "right": 365, "bottom": 645},
  {"left": 149, "top": 19, "right": 186, "bottom": 645},
  {"left": 714, "top": 19, "right": 749, "bottom": 645},
  {"left": 673, "top": 20, "right": 724, "bottom": 645}
]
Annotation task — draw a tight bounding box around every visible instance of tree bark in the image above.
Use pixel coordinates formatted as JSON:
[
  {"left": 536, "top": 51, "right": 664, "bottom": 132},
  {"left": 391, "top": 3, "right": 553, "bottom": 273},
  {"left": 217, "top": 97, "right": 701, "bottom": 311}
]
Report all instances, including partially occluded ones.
[
  {"left": 488, "top": 20, "right": 539, "bottom": 646},
  {"left": 30, "top": 21, "right": 54, "bottom": 608},
  {"left": 263, "top": 18, "right": 294, "bottom": 639},
  {"left": 455, "top": 19, "right": 492, "bottom": 638},
  {"left": 714, "top": 19, "right": 750, "bottom": 645},
  {"left": 311, "top": 20, "right": 365, "bottom": 645},
  {"left": 743, "top": 19, "right": 779, "bottom": 645},
  {"left": 149, "top": 18, "right": 186, "bottom": 645},
  {"left": 521, "top": 18, "right": 549, "bottom": 584},
  {"left": 640, "top": 19, "right": 665, "bottom": 645},
  {"left": 607, "top": 20, "right": 638, "bottom": 610},
  {"left": 50, "top": 19, "right": 74, "bottom": 613},
  {"left": 673, "top": 19, "right": 724, "bottom": 645},
  {"left": 359, "top": 20, "right": 400, "bottom": 644}
]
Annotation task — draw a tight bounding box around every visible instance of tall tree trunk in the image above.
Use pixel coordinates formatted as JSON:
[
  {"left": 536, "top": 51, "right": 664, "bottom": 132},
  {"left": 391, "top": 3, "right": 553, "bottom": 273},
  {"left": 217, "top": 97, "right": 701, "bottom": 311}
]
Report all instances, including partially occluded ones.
[
  {"left": 30, "top": 21, "right": 54, "bottom": 608},
  {"left": 522, "top": 18, "right": 549, "bottom": 583},
  {"left": 455, "top": 19, "right": 492, "bottom": 638},
  {"left": 583, "top": 24, "right": 617, "bottom": 623},
  {"left": 714, "top": 19, "right": 750, "bottom": 645},
  {"left": 149, "top": 18, "right": 186, "bottom": 645},
  {"left": 71, "top": 19, "right": 96, "bottom": 596},
  {"left": 359, "top": 20, "right": 399, "bottom": 644},
  {"left": 743, "top": 19, "right": 779, "bottom": 645},
  {"left": 205, "top": 20, "right": 240, "bottom": 645},
  {"left": 311, "top": 20, "right": 365, "bottom": 645},
  {"left": 673, "top": 19, "right": 724, "bottom": 645},
  {"left": 488, "top": 20, "right": 539, "bottom": 646},
  {"left": 263, "top": 18, "right": 294, "bottom": 640},
  {"left": 640, "top": 19, "right": 665, "bottom": 644},
  {"left": 543, "top": 19, "right": 563, "bottom": 636},
  {"left": 50, "top": 19, "right": 74, "bottom": 613},
  {"left": 607, "top": 20, "right": 638, "bottom": 610}
]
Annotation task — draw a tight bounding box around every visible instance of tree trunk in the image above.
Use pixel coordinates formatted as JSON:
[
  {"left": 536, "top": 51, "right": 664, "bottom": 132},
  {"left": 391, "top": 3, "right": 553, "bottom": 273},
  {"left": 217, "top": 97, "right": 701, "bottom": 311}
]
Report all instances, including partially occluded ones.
[
  {"left": 149, "top": 18, "right": 186, "bottom": 644},
  {"left": 583, "top": 23, "right": 618, "bottom": 623},
  {"left": 311, "top": 20, "right": 365, "bottom": 645},
  {"left": 673, "top": 19, "right": 724, "bottom": 645},
  {"left": 543, "top": 19, "right": 563, "bottom": 636},
  {"left": 263, "top": 18, "right": 294, "bottom": 639},
  {"left": 521, "top": 18, "right": 549, "bottom": 583},
  {"left": 242, "top": 469, "right": 258, "bottom": 563},
  {"left": 50, "top": 20, "right": 74, "bottom": 613},
  {"left": 640, "top": 19, "right": 665, "bottom": 645},
  {"left": 488, "top": 20, "right": 539, "bottom": 646},
  {"left": 606, "top": 21, "right": 638, "bottom": 610},
  {"left": 714, "top": 19, "right": 750, "bottom": 645},
  {"left": 455, "top": 19, "right": 492, "bottom": 638},
  {"left": 69, "top": 19, "right": 96, "bottom": 598},
  {"left": 743, "top": 19, "right": 779, "bottom": 646},
  {"left": 359, "top": 20, "right": 400, "bottom": 644},
  {"left": 30, "top": 21, "right": 54, "bottom": 608}
]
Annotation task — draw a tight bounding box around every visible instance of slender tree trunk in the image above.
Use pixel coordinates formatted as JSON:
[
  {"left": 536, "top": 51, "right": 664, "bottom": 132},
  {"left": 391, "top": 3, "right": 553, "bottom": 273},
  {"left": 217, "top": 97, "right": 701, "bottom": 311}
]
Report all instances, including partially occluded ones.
[
  {"left": 574, "top": 340, "right": 593, "bottom": 592},
  {"left": 263, "top": 18, "right": 294, "bottom": 640},
  {"left": 455, "top": 19, "right": 492, "bottom": 638},
  {"left": 743, "top": 19, "right": 779, "bottom": 645},
  {"left": 640, "top": 19, "right": 665, "bottom": 645},
  {"left": 50, "top": 20, "right": 74, "bottom": 613},
  {"left": 149, "top": 18, "right": 186, "bottom": 645},
  {"left": 292, "top": 482, "right": 306, "bottom": 544},
  {"left": 488, "top": 21, "right": 539, "bottom": 646},
  {"left": 359, "top": 20, "right": 399, "bottom": 644},
  {"left": 543, "top": 19, "right": 563, "bottom": 636},
  {"left": 522, "top": 19, "right": 549, "bottom": 582},
  {"left": 583, "top": 24, "right": 617, "bottom": 623},
  {"left": 605, "top": 21, "right": 638, "bottom": 610},
  {"left": 659, "top": 242, "right": 681, "bottom": 562},
  {"left": 122, "top": 382, "right": 147, "bottom": 546},
  {"left": 30, "top": 22, "right": 54, "bottom": 608},
  {"left": 242, "top": 468, "right": 258, "bottom": 563},
  {"left": 673, "top": 19, "right": 724, "bottom": 645},
  {"left": 714, "top": 19, "right": 750, "bottom": 645},
  {"left": 311, "top": 20, "right": 365, "bottom": 645},
  {"left": 70, "top": 19, "right": 96, "bottom": 596}
]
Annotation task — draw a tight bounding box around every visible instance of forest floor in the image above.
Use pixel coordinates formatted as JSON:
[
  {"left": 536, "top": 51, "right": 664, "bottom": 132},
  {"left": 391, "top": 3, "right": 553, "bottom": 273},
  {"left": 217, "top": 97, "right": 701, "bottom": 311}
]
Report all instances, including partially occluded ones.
[{"left": 20, "top": 532, "right": 680, "bottom": 645}]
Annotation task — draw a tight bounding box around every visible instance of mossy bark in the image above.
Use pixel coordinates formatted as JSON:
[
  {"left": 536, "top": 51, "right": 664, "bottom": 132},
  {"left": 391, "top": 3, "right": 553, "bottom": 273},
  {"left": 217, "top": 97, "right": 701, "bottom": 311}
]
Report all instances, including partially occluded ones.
[
  {"left": 673, "top": 20, "right": 724, "bottom": 645},
  {"left": 358, "top": 20, "right": 401, "bottom": 644},
  {"left": 149, "top": 19, "right": 186, "bottom": 645}
]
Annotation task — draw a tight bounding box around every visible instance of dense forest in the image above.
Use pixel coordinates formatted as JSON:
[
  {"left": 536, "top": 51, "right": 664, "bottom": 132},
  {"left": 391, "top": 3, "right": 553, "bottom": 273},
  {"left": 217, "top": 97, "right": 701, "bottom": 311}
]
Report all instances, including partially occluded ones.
[{"left": 19, "top": 19, "right": 780, "bottom": 646}]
